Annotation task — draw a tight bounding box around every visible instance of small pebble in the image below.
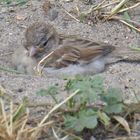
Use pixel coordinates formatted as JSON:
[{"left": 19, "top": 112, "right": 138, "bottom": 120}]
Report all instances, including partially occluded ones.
[{"left": 17, "top": 88, "right": 23, "bottom": 92}]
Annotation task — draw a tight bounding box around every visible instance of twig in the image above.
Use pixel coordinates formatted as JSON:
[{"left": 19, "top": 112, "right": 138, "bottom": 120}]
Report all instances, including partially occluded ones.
[
  {"left": 108, "top": 16, "right": 140, "bottom": 33},
  {"left": 94, "top": 0, "right": 106, "bottom": 11},
  {"left": 108, "top": 136, "right": 140, "bottom": 140},
  {"left": 110, "top": 0, "right": 129, "bottom": 16},
  {"left": 82, "top": 1, "right": 119, "bottom": 15},
  {"left": 0, "top": 99, "right": 9, "bottom": 131},
  {"left": 54, "top": 126, "right": 83, "bottom": 140},
  {"left": 25, "top": 121, "right": 54, "bottom": 133},
  {"left": 30, "top": 89, "right": 79, "bottom": 138},
  {"left": 99, "top": 1, "right": 120, "bottom": 10},
  {"left": 118, "top": 2, "right": 140, "bottom": 13},
  {"left": 39, "top": 89, "right": 80, "bottom": 126},
  {"left": 57, "top": 3, "right": 80, "bottom": 22},
  {"left": 110, "top": 16, "right": 140, "bottom": 27},
  {"left": 119, "top": 19, "right": 140, "bottom": 33},
  {"left": 36, "top": 51, "right": 54, "bottom": 75},
  {"left": 125, "top": 19, "right": 140, "bottom": 28}
]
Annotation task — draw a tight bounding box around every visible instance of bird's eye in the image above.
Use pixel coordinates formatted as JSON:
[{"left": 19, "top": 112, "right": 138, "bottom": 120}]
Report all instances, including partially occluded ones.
[
  {"left": 39, "top": 36, "right": 48, "bottom": 48},
  {"left": 42, "top": 39, "right": 49, "bottom": 46}
]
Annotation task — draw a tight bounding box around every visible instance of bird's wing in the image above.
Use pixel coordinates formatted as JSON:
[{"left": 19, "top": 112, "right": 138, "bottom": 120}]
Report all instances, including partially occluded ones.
[
  {"left": 45, "top": 37, "right": 115, "bottom": 68},
  {"left": 46, "top": 46, "right": 80, "bottom": 68}
]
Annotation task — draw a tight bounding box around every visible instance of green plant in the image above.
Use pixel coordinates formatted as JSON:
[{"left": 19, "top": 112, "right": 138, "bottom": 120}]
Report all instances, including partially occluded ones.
[
  {"left": 0, "top": 0, "right": 27, "bottom": 5},
  {"left": 64, "top": 76, "right": 124, "bottom": 132},
  {"left": 36, "top": 86, "right": 59, "bottom": 103}
]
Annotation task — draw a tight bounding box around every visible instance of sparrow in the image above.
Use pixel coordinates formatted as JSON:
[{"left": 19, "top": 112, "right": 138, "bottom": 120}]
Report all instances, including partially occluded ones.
[
  {"left": 23, "top": 22, "right": 114, "bottom": 75},
  {"left": 13, "top": 22, "right": 140, "bottom": 76}
]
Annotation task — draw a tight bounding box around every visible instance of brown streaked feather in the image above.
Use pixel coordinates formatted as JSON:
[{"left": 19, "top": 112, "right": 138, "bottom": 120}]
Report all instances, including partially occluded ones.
[{"left": 46, "top": 37, "right": 115, "bottom": 68}]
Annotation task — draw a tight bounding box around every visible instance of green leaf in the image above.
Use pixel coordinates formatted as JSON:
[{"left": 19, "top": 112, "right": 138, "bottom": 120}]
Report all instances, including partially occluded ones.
[
  {"left": 80, "top": 115, "right": 97, "bottom": 130},
  {"left": 102, "top": 88, "right": 123, "bottom": 104},
  {"left": 123, "top": 11, "right": 136, "bottom": 33},
  {"left": 16, "top": 0, "right": 28, "bottom": 5},
  {"left": 103, "top": 103, "right": 123, "bottom": 114},
  {"left": 64, "top": 75, "right": 125, "bottom": 132},
  {"left": 100, "top": 88, "right": 123, "bottom": 114},
  {"left": 123, "top": 11, "right": 131, "bottom": 20},
  {"left": 66, "top": 76, "right": 104, "bottom": 103},
  {"left": 64, "top": 116, "right": 79, "bottom": 129},
  {"left": 4, "top": 0, "right": 12, "bottom": 4},
  {"left": 36, "top": 86, "right": 58, "bottom": 97},
  {"left": 91, "top": 75, "right": 104, "bottom": 88},
  {"left": 36, "top": 86, "right": 59, "bottom": 103},
  {"left": 64, "top": 109, "right": 98, "bottom": 132},
  {"left": 0, "top": 0, "right": 28, "bottom": 5},
  {"left": 79, "top": 13, "right": 86, "bottom": 22}
]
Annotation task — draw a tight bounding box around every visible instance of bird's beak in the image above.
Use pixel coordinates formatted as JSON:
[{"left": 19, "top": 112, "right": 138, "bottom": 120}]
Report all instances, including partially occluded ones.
[{"left": 29, "top": 46, "right": 37, "bottom": 57}]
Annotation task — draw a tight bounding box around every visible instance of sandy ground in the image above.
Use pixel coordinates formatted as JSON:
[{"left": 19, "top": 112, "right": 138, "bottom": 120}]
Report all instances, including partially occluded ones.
[{"left": 0, "top": 0, "right": 140, "bottom": 106}]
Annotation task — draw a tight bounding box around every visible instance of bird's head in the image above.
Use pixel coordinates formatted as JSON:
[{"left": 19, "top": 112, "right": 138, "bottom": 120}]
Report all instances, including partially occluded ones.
[{"left": 24, "top": 22, "right": 56, "bottom": 58}]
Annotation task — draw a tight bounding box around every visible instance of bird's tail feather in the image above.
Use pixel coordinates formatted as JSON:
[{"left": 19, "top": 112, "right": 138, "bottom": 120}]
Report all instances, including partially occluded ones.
[{"left": 105, "top": 46, "right": 140, "bottom": 64}]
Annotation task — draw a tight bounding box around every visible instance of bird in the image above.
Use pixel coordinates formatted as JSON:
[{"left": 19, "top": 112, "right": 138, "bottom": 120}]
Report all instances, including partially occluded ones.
[{"left": 13, "top": 22, "right": 140, "bottom": 76}]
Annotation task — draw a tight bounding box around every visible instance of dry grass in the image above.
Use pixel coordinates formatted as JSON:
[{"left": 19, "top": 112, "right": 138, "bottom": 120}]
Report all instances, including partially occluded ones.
[
  {"left": 0, "top": 86, "right": 80, "bottom": 140},
  {"left": 0, "top": 99, "right": 54, "bottom": 140},
  {"left": 59, "top": 0, "right": 140, "bottom": 33}
]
